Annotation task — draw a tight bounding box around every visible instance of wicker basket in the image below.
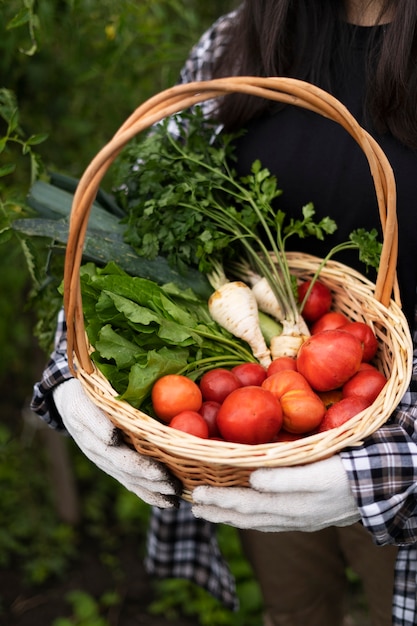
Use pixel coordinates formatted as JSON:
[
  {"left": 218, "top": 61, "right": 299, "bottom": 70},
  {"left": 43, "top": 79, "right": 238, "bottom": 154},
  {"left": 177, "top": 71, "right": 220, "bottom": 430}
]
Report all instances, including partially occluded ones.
[{"left": 64, "top": 77, "right": 413, "bottom": 501}]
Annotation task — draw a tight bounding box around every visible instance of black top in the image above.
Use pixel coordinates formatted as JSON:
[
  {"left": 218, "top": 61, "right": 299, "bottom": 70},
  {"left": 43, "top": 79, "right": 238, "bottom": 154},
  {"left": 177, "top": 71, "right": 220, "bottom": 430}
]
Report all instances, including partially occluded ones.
[{"left": 233, "top": 24, "right": 417, "bottom": 329}]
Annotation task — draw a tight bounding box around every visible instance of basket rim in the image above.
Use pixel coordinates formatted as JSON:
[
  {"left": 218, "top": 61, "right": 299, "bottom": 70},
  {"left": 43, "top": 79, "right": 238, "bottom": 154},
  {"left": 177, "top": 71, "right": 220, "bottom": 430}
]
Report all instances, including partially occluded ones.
[{"left": 63, "top": 76, "right": 399, "bottom": 377}]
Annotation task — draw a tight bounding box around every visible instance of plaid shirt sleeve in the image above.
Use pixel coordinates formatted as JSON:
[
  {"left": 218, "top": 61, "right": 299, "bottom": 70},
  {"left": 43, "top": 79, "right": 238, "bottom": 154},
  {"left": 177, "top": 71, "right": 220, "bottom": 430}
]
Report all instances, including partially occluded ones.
[
  {"left": 178, "top": 8, "right": 239, "bottom": 85},
  {"left": 30, "top": 308, "right": 73, "bottom": 431},
  {"left": 145, "top": 502, "right": 238, "bottom": 611},
  {"left": 341, "top": 323, "right": 417, "bottom": 547}
]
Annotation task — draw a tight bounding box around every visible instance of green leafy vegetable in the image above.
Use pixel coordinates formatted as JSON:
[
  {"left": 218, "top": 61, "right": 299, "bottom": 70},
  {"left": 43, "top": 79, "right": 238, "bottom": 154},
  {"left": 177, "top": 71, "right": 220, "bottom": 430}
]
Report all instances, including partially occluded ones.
[
  {"left": 115, "top": 110, "right": 337, "bottom": 334},
  {"left": 114, "top": 108, "right": 381, "bottom": 346},
  {"left": 79, "top": 262, "right": 256, "bottom": 412}
]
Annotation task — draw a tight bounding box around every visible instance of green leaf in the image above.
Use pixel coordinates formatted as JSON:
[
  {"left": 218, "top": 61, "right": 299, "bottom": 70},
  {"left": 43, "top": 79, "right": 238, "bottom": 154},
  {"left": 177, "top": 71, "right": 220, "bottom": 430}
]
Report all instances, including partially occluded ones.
[
  {"left": 349, "top": 228, "right": 382, "bottom": 270},
  {"left": 0, "top": 163, "right": 16, "bottom": 177},
  {"left": 94, "top": 324, "right": 143, "bottom": 370},
  {"left": 6, "top": 8, "right": 30, "bottom": 30},
  {"left": 7, "top": 108, "right": 20, "bottom": 134},
  {"left": 24, "top": 133, "right": 49, "bottom": 146},
  {"left": 119, "top": 348, "right": 189, "bottom": 408},
  {"left": 0, "top": 88, "right": 17, "bottom": 122}
]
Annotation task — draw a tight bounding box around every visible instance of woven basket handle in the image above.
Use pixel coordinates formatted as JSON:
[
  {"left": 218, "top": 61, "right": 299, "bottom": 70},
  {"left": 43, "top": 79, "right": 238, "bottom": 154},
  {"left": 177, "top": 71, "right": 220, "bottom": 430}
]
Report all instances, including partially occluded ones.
[{"left": 64, "top": 77, "right": 398, "bottom": 375}]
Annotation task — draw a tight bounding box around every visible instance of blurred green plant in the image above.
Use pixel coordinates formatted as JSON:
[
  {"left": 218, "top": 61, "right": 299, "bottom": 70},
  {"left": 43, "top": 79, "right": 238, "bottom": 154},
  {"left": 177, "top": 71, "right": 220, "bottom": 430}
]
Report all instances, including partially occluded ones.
[
  {"left": 0, "top": 0, "right": 238, "bottom": 362},
  {"left": 52, "top": 590, "right": 121, "bottom": 626},
  {"left": 0, "top": 423, "right": 77, "bottom": 584},
  {"left": 0, "top": 3, "right": 264, "bottom": 625},
  {"left": 1, "top": 0, "right": 238, "bottom": 179},
  {"left": 0, "top": 85, "right": 49, "bottom": 375}
]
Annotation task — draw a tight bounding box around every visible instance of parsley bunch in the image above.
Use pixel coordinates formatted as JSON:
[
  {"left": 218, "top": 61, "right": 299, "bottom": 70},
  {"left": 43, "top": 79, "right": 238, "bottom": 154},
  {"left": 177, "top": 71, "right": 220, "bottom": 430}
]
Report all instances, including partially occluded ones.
[{"left": 113, "top": 107, "right": 381, "bottom": 329}]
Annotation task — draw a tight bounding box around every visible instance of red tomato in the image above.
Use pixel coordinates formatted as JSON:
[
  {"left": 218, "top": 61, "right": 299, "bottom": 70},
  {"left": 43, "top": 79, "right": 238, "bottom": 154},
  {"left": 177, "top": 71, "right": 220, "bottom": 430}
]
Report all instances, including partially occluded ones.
[
  {"left": 199, "top": 400, "right": 221, "bottom": 438},
  {"left": 298, "top": 280, "right": 332, "bottom": 323},
  {"left": 152, "top": 374, "right": 202, "bottom": 423},
  {"left": 317, "top": 389, "right": 344, "bottom": 409},
  {"left": 216, "top": 386, "right": 283, "bottom": 445},
  {"left": 280, "top": 389, "right": 326, "bottom": 434},
  {"left": 311, "top": 311, "right": 349, "bottom": 334},
  {"left": 340, "top": 321, "right": 379, "bottom": 362},
  {"left": 317, "top": 396, "right": 370, "bottom": 432},
  {"left": 170, "top": 410, "right": 209, "bottom": 438},
  {"left": 262, "top": 369, "right": 312, "bottom": 400},
  {"left": 342, "top": 368, "right": 387, "bottom": 404},
  {"left": 231, "top": 362, "right": 267, "bottom": 386},
  {"left": 199, "top": 368, "right": 241, "bottom": 403},
  {"left": 358, "top": 362, "right": 377, "bottom": 371},
  {"left": 266, "top": 356, "right": 297, "bottom": 377},
  {"left": 297, "top": 329, "right": 363, "bottom": 392}
]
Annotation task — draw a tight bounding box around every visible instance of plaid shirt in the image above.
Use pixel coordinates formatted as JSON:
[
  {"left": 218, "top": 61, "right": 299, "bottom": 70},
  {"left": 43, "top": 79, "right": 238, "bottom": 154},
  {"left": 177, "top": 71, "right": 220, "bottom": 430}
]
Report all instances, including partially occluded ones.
[{"left": 31, "top": 8, "right": 417, "bottom": 624}]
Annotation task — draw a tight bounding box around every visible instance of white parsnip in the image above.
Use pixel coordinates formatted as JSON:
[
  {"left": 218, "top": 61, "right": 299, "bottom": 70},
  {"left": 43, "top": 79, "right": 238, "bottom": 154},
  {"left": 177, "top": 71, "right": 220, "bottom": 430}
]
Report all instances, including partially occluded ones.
[
  {"left": 208, "top": 281, "right": 272, "bottom": 368},
  {"left": 231, "top": 263, "right": 286, "bottom": 322},
  {"left": 230, "top": 260, "right": 310, "bottom": 358},
  {"left": 270, "top": 332, "right": 307, "bottom": 359},
  {"left": 251, "top": 276, "right": 285, "bottom": 321},
  {"left": 270, "top": 317, "right": 310, "bottom": 358}
]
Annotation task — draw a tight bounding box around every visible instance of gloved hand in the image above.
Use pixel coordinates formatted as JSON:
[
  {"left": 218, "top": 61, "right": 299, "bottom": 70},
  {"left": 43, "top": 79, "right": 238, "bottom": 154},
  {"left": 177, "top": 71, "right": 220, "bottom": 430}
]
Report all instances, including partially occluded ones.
[
  {"left": 191, "top": 455, "right": 360, "bottom": 532},
  {"left": 53, "top": 378, "right": 181, "bottom": 508}
]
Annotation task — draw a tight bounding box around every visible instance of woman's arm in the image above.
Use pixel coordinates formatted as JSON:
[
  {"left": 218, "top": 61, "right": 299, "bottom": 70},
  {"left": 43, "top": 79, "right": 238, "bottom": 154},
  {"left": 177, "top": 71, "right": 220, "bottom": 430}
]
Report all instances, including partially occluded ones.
[{"left": 30, "top": 308, "right": 73, "bottom": 431}]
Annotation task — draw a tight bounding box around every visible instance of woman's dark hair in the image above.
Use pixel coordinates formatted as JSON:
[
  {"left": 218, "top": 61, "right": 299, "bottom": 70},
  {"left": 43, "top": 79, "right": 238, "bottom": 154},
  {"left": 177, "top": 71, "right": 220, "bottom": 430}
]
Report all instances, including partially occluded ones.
[{"left": 214, "top": 0, "right": 417, "bottom": 149}]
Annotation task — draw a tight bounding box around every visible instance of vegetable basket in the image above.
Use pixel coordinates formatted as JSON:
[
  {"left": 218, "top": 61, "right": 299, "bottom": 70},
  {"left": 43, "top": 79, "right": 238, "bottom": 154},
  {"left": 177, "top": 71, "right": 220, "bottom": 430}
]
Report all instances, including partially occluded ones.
[{"left": 64, "top": 77, "right": 413, "bottom": 501}]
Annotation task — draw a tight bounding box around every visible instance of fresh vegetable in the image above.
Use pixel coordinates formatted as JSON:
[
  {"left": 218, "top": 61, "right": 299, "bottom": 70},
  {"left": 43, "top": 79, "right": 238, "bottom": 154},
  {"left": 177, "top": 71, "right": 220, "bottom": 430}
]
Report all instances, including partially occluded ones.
[
  {"left": 296, "top": 329, "right": 363, "bottom": 391},
  {"left": 262, "top": 369, "right": 313, "bottom": 400},
  {"left": 170, "top": 411, "right": 209, "bottom": 439},
  {"left": 199, "top": 368, "right": 242, "bottom": 404},
  {"left": 79, "top": 262, "right": 256, "bottom": 411},
  {"left": 269, "top": 332, "right": 309, "bottom": 360},
  {"left": 151, "top": 374, "right": 202, "bottom": 423},
  {"left": 216, "top": 386, "right": 283, "bottom": 445},
  {"left": 280, "top": 389, "right": 326, "bottom": 434},
  {"left": 297, "top": 280, "right": 332, "bottom": 323},
  {"left": 266, "top": 356, "right": 298, "bottom": 377},
  {"left": 311, "top": 311, "right": 349, "bottom": 334},
  {"left": 358, "top": 362, "right": 377, "bottom": 371},
  {"left": 152, "top": 318, "right": 385, "bottom": 442},
  {"left": 14, "top": 174, "right": 213, "bottom": 300},
  {"left": 230, "top": 263, "right": 285, "bottom": 323},
  {"left": 340, "top": 321, "right": 379, "bottom": 362},
  {"left": 318, "top": 396, "right": 370, "bottom": 432},
  {"left": 257, "top": 311, "right": 283, "bottom": 346},
  {"left": 207, "top": 271, "right": 272, "bottom": 367},
  {"left": 198, "top": 401, "right": 222, "bottom": 438},
  {"left": 317, "top": 389, "right": 344, "bottom": 408},
  {"left": 342, "top": 367, "right": 387, "bottom": 404},
  {"left": 231, "top": 362, "right": 267, "bottom": 387}
]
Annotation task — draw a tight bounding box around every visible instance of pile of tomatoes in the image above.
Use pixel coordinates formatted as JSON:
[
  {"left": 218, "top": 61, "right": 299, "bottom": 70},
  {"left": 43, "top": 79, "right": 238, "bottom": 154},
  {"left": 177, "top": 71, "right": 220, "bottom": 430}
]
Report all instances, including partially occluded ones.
[{"left": 150, "top": 280, "right": 387, "bottom": 445}]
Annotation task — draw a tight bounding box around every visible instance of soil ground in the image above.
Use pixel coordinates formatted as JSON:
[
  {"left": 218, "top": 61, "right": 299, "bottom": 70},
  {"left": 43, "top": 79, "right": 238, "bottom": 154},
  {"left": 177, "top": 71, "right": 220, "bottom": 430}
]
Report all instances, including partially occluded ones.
[
  {"left": 0, "top": 544, "right": 370, "bottom": 626},
  {"left": 0, "top": 541, "right": 197, "bottom": 626}
]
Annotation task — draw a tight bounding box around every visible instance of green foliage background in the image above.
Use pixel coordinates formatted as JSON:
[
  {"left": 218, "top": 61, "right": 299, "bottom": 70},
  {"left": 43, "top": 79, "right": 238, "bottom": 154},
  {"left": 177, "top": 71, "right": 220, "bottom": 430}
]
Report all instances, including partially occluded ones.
[
  {"left": 1, "top": 0, "right": 233, "bottom": 176},
  {"left": 0, "top": 2, "right": 264, "bottom": 625}
]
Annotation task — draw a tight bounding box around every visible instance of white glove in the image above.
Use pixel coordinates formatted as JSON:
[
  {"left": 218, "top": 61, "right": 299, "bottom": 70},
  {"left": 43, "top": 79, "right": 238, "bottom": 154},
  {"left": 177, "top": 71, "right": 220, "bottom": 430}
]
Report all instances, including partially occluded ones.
[
  {"left": 191, "top": 455, "right": 360, "bottom": 532},
  {"left": 53, "top": 378, "right": 181, "bottom": 508}
]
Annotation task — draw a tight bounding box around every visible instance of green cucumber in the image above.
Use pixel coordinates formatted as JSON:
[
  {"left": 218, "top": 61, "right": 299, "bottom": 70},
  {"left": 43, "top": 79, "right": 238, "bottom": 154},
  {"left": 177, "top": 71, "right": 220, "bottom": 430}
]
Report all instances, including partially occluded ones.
[{"left": 12, "top": 218, "right": 213, "bottom": 298}]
